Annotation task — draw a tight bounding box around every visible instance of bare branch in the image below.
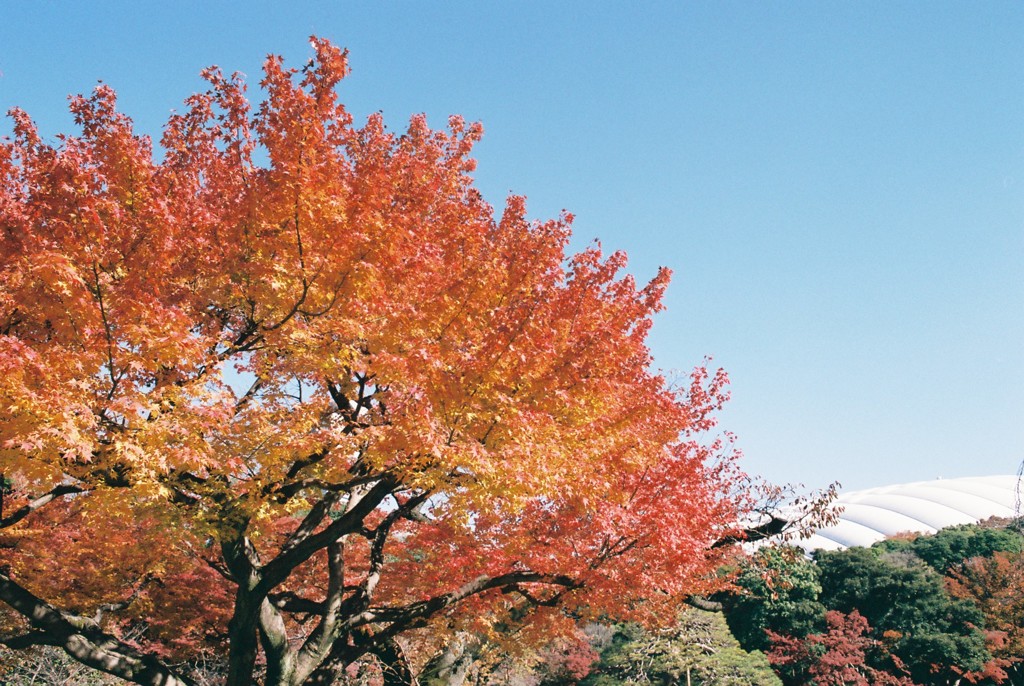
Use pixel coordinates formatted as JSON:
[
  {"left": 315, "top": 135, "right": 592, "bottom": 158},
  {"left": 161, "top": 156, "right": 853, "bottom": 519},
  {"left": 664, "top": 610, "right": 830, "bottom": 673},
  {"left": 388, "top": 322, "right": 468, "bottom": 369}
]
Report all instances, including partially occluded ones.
[
  {"left": 233, "top": 374, "right": 265, "bottom": 412},
  {"left": 357, "top": 491, "right": 432, "bottom": 607},
  {"left": 711, "top": 515, "right": 790, "bottom": 549},
  {"left": 268, "top": 591, "right": 327, "bottom": 615}
]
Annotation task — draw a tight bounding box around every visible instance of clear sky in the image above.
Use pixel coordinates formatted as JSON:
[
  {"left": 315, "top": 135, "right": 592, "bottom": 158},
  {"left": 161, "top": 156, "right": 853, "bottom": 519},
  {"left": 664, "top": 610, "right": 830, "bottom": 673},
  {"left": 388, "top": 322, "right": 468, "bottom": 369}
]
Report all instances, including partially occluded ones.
[{"left": 2, "top": 2, "right": 1021, "bottom": 493}]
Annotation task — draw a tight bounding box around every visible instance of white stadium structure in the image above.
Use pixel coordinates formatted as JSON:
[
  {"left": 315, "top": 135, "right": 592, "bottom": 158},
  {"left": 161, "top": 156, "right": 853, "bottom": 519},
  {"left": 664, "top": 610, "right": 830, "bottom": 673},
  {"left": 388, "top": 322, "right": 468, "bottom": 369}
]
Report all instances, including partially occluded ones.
[{"left": 797, "top": 475, "right": 1021, "bottom": 552}]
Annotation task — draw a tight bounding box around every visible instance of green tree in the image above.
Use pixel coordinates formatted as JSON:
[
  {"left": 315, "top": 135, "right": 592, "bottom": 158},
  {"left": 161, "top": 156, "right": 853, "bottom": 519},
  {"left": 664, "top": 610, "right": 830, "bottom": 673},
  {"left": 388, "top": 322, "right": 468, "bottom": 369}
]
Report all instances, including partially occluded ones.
[
  {"left": 910, "top": 522, "right": 1024, "bottom": 574},
  {"left": 815, "top": 547, "right": 990, "bottom": 685},
  {"left": 583, "top": 609, "right": 781, "bottom": 686},
  {"left": 722, "top": 547, "right": 826, "bottom": 652}
]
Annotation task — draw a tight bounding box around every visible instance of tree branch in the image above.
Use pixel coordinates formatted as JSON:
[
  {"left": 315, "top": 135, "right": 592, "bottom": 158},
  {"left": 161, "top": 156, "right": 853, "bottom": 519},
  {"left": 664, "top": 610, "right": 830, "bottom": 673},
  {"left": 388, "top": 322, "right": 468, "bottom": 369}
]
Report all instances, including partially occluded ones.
[
  {"left": 0, "top": 572, "right": 194, "bottom": 686},
  {"left": 711, "top": 515, "right": 790, "bottom": 549},
  {"left": 1, "top": 630, "right": 58, "bottom": 649},
  {"left": 268, "top": 590, "right": 327, "bottom": 615},
  {"left": 259, "top": 476, "right": 397, "bottom": 593},
  {"left": 279, "top": 490, "right": 343, "bottom": 554},
  {"left": 0, "top": 484, "right": 86, "bottom": 529},
  {"left": 367, "top": 571, "right": 580, "bottom": 639}
]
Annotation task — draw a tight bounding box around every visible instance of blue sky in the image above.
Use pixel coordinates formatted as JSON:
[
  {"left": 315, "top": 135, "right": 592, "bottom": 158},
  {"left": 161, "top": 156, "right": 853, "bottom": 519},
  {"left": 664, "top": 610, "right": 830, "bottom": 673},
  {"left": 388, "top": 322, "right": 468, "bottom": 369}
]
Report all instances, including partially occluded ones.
[{"left": 2, "top": 2, "right": 1021, "bottom": 493}]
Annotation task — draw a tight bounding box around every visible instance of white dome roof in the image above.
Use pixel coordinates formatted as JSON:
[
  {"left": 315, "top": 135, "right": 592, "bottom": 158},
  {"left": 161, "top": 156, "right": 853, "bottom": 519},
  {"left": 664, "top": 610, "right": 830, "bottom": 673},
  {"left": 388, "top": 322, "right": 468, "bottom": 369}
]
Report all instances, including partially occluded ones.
[{"left": 798, "top": 475, "right": 1020, "bottom": 551}]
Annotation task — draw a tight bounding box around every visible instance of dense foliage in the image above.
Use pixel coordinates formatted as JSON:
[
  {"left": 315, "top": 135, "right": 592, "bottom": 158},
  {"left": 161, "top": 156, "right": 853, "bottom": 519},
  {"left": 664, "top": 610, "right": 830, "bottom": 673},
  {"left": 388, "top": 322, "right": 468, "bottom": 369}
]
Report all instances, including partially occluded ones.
[
  {"left": 724, "top": 520, "right": 1024, "bottom": 686},
  {"left": 877, "top": 522, "right": 1024, "bottom": 574},
  {"left": 0, "top": 39, "right": 748, "bottom": 686},
  {"left": 581, "top": 609, "right": 781, "bottom": 686},
  {"left": 815, "top": 547, "right": 989, "bottom": 684},
  {"left": 722, "top": 546, "right": 826, "bottom": 651},
  {"left": 3, "top": 503, "right": 1022, "bottom": 686}
]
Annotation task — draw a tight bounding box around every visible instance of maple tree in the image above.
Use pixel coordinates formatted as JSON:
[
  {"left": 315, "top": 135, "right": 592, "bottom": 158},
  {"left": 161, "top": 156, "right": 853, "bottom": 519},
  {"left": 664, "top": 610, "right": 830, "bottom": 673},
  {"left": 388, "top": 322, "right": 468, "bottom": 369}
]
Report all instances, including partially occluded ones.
[
  {"left": 947, "top": 550, "right": 1024, "bottom": 684},
  {"left": 0, "top": 39, "right": 750, "bottom": 686},
  {"left": 767, "top": 610, "right": 919, "bottom": 686}
]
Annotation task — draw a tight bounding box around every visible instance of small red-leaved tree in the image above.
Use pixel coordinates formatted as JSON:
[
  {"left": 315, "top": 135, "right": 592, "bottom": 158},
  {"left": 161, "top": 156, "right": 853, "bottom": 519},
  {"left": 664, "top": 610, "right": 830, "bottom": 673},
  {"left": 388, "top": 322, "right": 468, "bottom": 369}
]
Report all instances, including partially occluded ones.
[
  {"left": 947, "top": 551, "right": 1024, "bottom": 684},
  {"left": 768, "top": 611, "right": 919, "bottom": 686},
  {"left": 0, "top": 39, "right": 747, "bottom": 686}
]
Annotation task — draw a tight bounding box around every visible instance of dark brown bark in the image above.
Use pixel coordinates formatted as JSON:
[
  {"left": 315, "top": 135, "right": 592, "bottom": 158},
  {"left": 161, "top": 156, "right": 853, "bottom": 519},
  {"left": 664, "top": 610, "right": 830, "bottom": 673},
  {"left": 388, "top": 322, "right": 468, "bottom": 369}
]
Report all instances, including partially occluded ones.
[{"left": 374, "top": 636, "right": 419, "bottom": 686}]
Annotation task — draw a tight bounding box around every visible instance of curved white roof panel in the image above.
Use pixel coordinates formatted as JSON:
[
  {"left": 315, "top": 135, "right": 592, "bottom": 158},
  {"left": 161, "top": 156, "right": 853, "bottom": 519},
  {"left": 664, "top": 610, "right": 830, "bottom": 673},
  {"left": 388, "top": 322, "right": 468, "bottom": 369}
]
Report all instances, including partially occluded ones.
[
  {"left": 800, "top": 475, "right": 1020, "bottom": 551},
  {"left": 836, "top": 502, "right": 937, "bottom": 536}
]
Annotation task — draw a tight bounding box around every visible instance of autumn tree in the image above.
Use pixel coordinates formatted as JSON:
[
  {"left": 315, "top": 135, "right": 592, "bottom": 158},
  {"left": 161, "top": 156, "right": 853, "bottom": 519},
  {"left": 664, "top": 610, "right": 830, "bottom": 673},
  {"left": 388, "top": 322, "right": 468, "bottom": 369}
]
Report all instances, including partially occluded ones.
[
  {"left": 767, "top": 610, "right": 919, "bottom": 686},
  {"left": 947, "top": 550, "right": 1024, "bottom": 684},
  {"left": 0, "top": 40, "right": 749, "bottom": 686}
]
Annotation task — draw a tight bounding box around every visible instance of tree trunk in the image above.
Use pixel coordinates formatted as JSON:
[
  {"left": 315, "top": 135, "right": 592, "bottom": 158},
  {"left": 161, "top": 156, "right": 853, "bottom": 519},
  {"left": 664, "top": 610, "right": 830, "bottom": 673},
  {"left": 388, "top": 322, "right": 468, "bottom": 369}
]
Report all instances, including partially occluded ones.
[
  {"left": 224, "top": 587, "right": 264, "bottom": 686},
  {"left": 419, "top": 636, "right": 479, "bottom": 686},
  {"left": 302, "top": 635, "right": 365, "bottom": 686},
  {"left": 374, "top": 637, "right": 418, "bottom": 686}
]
